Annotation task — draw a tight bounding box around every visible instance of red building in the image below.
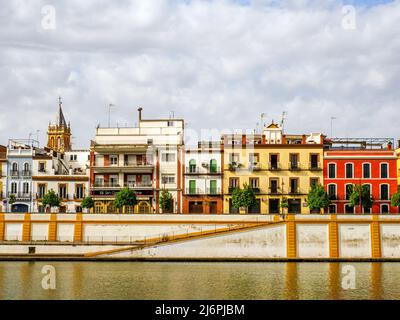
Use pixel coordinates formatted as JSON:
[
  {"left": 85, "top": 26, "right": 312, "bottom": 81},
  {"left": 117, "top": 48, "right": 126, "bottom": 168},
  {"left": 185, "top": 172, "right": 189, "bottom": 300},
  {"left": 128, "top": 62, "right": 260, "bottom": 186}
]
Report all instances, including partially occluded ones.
[{"left": 324, "top": 138, "right": 398, "bottom": 214}]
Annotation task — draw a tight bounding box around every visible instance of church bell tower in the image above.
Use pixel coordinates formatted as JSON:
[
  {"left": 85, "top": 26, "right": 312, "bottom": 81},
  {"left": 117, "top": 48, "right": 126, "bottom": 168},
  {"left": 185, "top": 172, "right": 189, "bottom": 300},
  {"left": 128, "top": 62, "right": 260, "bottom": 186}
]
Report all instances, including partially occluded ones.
[{"left": 47, "top": 97, "right": 72, "bottom": 153}]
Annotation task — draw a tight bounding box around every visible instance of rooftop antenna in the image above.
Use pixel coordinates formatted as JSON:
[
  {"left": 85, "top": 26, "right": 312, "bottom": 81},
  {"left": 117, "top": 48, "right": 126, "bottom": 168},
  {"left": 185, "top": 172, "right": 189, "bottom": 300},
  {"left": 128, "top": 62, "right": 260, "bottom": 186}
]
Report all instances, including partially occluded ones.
[
  {"left": 108, "top": 103, "right": 115, "bottom": 127},
  {"left": 330, "top": 116, "right": 337, "bottom": 138},
  {"left": 170, "top": 111, "right": 175, "bottom": 119},
  {"left": 281, "top": 111, "right": 287, "bottom": 133},
  {"left": 260, "top": 113, "right": 267, "bottom": 133}
]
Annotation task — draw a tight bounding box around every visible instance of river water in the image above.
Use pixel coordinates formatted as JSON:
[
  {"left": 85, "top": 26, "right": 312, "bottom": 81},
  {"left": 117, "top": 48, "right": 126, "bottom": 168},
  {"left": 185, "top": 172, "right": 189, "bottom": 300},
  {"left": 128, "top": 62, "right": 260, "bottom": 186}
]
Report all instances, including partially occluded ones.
[{"left": 0, "top": 261, "right": 399, "bottom": 300}]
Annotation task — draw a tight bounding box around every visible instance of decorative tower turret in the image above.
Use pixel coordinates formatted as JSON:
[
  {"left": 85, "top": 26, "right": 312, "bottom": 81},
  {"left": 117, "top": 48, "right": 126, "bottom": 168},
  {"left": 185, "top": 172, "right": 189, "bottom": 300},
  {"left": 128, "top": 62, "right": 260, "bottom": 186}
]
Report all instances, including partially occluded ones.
[{"left": 47, "top": 97, "right": 72, "bottom": 153}]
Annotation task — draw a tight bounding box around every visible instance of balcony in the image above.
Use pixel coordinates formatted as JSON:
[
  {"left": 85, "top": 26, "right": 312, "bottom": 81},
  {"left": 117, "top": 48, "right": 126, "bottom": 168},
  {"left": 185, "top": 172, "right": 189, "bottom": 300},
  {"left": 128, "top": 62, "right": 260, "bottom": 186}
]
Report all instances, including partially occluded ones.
[
  {"left": 268, "top": 187, "right": 281, "bottom": 195},
  {"left": 288, "top": 162, "right": 301, "bottom": 171},
  {"left": 250, "top": 187, "right": 260, "bottom": 194},
  {"left": 8, "top": 192, "right": 32, "bottom": 200},
  {"left": 10, "top": 170, "right": 19, "bottom": 178},
  {"left": 124, "top": 161, "right": 153, "bottom": 168},
  {"left": 309, "top": 162, "right": 322, "bottom": 171},
  {"left": 185, "top": 188, "right": 221, "bottom": 195},
  {"left": 74, "top": 194, "right": 85, "bottom": 200},
  {"left": 248, "top": 163, "right": 262, "bottom": 171},
  {"left": 185, "top": 167, "right": 221, "bottom": 174},
  {"left": 92, "top": 183, "right": 121, "bottom": 188},
  {"left": 228, "top": 162, "right": 243, "bottom": 171},
  {"left": 91, "top": 182, "right": 153, "bottom": 189},
  {"left": 268, "top": 162, "right": 281, "bottom": 171},
  {"left": 329, "top": 194, "right": 338, "bottom": 201},
  {"left": 228, "top": 187, "right": 239, "bottom": 194},
  {"left": 22, "top": 170, "right": 31, "bottom": 177},
  {"left": 288, "top": 188, "right": 302, "bottom": 195}
]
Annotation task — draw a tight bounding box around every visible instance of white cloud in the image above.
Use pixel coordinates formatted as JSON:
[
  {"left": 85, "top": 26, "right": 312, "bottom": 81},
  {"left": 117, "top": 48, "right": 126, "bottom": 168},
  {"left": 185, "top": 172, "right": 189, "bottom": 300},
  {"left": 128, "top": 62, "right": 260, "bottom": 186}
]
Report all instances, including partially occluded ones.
[{"left": 0, "top": 0, "right": 399, "bottom": 148}]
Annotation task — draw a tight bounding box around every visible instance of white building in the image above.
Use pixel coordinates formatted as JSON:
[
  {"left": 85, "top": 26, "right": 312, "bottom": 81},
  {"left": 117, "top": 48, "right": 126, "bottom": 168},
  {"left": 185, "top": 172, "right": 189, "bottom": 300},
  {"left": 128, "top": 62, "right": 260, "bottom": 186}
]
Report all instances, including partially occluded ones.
[
  {"left": 32, "top": 148, "right": 90, "bottom": 213},
  {"left": 90, "top": 108, "right": 184, "bottom": 213},
  {"left": 182, "top": 141, "right": 223, "bottom": 214},
  {"left": 0, "top": 145, "right": 7, "bottom": 212}
]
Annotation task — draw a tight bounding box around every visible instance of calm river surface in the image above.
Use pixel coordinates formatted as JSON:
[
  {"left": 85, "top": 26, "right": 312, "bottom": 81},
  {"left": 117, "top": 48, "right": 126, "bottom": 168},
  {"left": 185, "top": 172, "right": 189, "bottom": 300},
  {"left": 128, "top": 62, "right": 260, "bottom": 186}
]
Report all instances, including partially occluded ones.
[{"left": 0, "top": 262, "right": 399, "bottom": 300}]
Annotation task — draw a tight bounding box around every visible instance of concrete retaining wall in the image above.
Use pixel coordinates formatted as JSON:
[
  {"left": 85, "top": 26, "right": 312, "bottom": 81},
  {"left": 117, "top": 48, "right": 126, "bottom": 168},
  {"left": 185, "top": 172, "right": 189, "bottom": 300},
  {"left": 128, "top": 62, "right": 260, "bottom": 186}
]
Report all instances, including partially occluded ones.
[{"left": 0, "top": 213, "right": 400, "bottom": 260}]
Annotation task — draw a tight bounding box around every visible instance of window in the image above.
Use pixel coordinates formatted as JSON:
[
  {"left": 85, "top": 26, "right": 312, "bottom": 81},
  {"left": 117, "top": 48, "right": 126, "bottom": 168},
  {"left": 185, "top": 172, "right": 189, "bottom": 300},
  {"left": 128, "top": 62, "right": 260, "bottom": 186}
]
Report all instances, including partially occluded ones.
[
  {"left": 310, "top": 178, "right": 319, "bottom": 187},
  {"left": 75, "top": 184, "right": 84, "bottom": 199},
  {"left": 12, "top": 162, "right": 18, "bottom": 172},
  {"left": 380, "top": 184, "right": 389, "bottom": 200},
  {"left": 290, "top": 178, "right": 299, "bottom": 194},
  {"left": 345, "top": 204, "right": 354, "bottom": 214},
  {"left": 94, "top": 175, "right": 104, "bottom": 187},
  {"left": 38, "top": 162, "right": 46, "bottom": 173},
  {"left": 363, "top": 163, "right": 371, "bottom": 179},
  {"left": 58, "top": 184, "right": 67, "bottom": 199},
  {"left": 270, "top": 179, "right": 279, "bottom": 193},
  {"left": 167, "top": 121, "right": 174, "bottom": 127},
  {"left": 110, "top": 155, "right": 118, "bottom": 166},
  {"left": 162, "top": 153, "right": 175, "bottom": 162},
  {"left": 328, "top": 205, "right": 337, "bottom": 214},
  {"left": 345, "top": 163, "right": 354, "bottom": 179},
  {"left": 328, "top": 184, "right": 337, "bottom": 199},
  {"left": 381, "top": 163, "right": 389, "bottom": 179},
  {"left": 290, "top": 154, "right": 299, "bottom": 169},
  {"left": 269, "top": 154, "right": 279, "bottom": 169},
  {"left": 161, "top": 175, "right": 175, "bottom": 184},
  {"left": 11, "top": 182, "right": 17, "bottom": 194},
  {"left": 24, "top": 163, "right": 30, "bottom": 172},
  {"left": 381, "top": 204, "right": 389, "bottom": 214},
  {"left": 229, "top": 153, "right": 239, "bottom": 164},
  {"left": 229, "top": 177, "right": 239, "bottom": 188},
  {"left": 345, "top": 184, "right": 353, "bottom": 200},
  {"left": 328, "top": 163, "right": 336, "bottom": 179},
  {"left": 249, "top": 178, "right": 259, "bottom": 189},
  {"left": 249, "top": 153, "right": 260, "bottom": 164},
  {"left": 22, "top": 182, "right": 29, "bottom": 194},
  {"left": 38, "top": 184, "right": 46, "bottom": 198},
  {"left": 310, "top": 154, "right": 319, "bottom": 169},
  {"left": 209, "top": 159, "right": 218, "bottom": 173},
  {"left": 109, "top": 175, "right": 119, "bottom": 187},
  {"left": 209, "top": 180, "right": 217, "bottom": 194},
  {"left": 70, "top": 154, "right": 77, "bottom": 161},
  {"left": 363, "top": 184, "right": 372, "bottom": 196},
  {"left": 188, "top": 159, "right": 196, "bottom": 173},
  {"left": 188, "top": 180, "right": 196, "bottom": 194}
]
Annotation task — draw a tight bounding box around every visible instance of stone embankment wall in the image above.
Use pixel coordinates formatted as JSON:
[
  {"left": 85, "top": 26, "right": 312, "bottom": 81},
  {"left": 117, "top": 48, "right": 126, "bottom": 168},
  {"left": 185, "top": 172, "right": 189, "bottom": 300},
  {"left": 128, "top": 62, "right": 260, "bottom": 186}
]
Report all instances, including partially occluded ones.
[{"left": 0, "top": 214, "right": 399, "bottom": 260}]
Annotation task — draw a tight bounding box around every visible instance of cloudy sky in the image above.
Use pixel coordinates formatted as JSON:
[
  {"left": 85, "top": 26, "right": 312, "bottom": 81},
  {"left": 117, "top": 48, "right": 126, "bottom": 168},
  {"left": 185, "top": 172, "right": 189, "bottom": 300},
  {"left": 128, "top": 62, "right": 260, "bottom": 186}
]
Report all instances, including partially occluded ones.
[{"left": 0, "top": 0, "right": 399, "bottom": 148}]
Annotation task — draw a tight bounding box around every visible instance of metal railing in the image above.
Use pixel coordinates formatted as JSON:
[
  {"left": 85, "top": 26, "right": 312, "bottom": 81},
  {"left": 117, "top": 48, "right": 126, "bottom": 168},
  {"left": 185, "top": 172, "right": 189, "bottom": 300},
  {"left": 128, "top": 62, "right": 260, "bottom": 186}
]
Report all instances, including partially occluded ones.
[{"left": 268, "top": 162, "right": 281, "bottom": 170}]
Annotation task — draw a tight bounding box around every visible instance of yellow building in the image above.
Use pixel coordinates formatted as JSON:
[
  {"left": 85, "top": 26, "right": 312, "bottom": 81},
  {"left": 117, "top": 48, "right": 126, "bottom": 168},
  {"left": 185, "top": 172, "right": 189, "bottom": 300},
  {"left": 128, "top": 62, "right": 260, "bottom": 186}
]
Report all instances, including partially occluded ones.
[{"left": 222, "top": 123, "right": 325, "bottom": 214}]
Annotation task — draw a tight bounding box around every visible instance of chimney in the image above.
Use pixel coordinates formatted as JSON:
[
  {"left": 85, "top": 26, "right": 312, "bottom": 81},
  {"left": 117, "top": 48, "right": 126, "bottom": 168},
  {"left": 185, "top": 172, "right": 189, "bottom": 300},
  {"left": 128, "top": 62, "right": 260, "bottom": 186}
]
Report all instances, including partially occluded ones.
[{"left": 138, "top": 107, "right": 143, "bottom": 123}]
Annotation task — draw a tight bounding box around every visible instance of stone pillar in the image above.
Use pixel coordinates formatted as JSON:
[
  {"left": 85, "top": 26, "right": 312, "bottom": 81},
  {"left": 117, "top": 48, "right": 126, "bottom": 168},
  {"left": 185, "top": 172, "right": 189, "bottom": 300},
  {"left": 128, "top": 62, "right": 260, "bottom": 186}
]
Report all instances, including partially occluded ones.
[
  {"left": 329, "top": 215, "right": 339, "bottom": 258},
  {"left": 74, "top": 213, "right": 83, "bottom": 242},
  {"left": 371, "top": 215, "right": 381, "bottom": 258},
  {"left": 286, "top": 215, "right": 296, "bottom": 258},
  {"left": 48, "top": 213, "right": 57, "bottom": 241},
  {"left": 22, "top": 213, "right": 31, "bottom": 242}
]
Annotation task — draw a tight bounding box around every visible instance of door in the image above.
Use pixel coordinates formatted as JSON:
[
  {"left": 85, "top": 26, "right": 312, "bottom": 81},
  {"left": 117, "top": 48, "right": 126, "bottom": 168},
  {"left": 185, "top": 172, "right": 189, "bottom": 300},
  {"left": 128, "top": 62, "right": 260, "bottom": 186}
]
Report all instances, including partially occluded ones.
[
  {"left": 248, "top": 199, "right": 261, "bottom": 214},
  {"left": 269, "top": 199, "right": 280, "bottom": 214},
  {"left": 189, "top": 201, "right": 203, "bottom": 213},
  {"left": 209, "top": 180, "right": 217, "bottom": 194},
  {"left": 210, "top": 159, "right": 217, "bottom": 173},
  {"left": 288, "top": 199, "right": 301, "bottom": 214},
  {"left": 209, "top": 202, "right": 218, "bottom": 214},
  {"left": 189, "top": 180, "right": 196, "bottom": 194}
]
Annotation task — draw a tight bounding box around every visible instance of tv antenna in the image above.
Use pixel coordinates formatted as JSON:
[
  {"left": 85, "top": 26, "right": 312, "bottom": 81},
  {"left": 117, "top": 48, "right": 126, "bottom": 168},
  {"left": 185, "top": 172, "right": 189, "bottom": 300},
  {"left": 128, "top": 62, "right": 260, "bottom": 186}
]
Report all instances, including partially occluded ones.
[
  {"left": 108, "top": 103, "right": 115, "bottom": 127},
  {"left": 281, "top": 111, "right": 287, "bottom": 133}
]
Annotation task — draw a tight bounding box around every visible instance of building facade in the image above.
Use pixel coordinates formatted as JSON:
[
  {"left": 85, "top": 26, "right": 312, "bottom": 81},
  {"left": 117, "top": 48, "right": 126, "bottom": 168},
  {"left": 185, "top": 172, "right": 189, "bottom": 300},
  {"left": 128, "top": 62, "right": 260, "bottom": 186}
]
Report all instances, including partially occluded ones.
[
  {"left": 182, "top": 141, "right": 223, "bottom": 214},
  {"left": 90, "top": 108, "right": 184, "bottom": 214},
  {"left": 222, "top": 123, "right": 324, "bottom": 214},
  {"left": 32, "top": 149, "right": 90, "bottom": 213},
  {"left": 0, "top": 145, "right": 7, "bottom": 212},
  {"left": 324, "top": 138, "right": 398, "bottom": 214},
  {"left": 5, "top": 139, "right": 37, "bottom": 212}
]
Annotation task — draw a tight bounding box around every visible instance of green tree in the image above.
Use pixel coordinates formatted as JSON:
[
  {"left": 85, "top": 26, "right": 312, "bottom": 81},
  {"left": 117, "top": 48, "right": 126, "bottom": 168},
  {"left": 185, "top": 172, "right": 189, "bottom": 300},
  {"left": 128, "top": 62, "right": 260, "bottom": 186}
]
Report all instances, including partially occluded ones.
[
  {"left": 391, "top": 187, "right": 400, "bottom": 208},
  {"left": 81, "top": 196, "right": 94, "bottom": 213},
  {"left": 280, "top": 197, "right": 289, "bottom": 214},
  {"left": 159, "top": 189, "right": 174, "bottom": 213},
  {"left": 231, "top": 184, "right": 257, "bottom": 213},
  {"left": 8, "top": 194, "right": 16, "bottom": 205},
  {"left": 307, "top": 184, "right": 331, "bottom": 213},
  {"left": 114, "top": 188, "right": 137, "bottom": 212},
  {"left": 42, "top": 190, "right": 61, "bottom": 211},
  {"left": 349, "top": 184, "right": 373, "bottom": 211}
]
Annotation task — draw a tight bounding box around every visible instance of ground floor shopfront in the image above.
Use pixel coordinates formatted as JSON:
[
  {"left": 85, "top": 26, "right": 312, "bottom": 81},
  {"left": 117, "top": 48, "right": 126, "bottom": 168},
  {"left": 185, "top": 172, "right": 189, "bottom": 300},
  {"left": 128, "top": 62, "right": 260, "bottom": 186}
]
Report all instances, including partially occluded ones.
[{"left": 182, "top": 196, "right": 223, "bottom": 214}]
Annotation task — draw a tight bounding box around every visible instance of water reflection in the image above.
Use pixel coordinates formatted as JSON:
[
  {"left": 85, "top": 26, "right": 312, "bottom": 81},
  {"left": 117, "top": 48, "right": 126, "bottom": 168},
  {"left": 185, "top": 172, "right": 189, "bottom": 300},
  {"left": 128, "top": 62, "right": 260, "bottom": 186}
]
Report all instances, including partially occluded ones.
[{"left": 0, "top": 262, "right": 398, "bottom": 300}]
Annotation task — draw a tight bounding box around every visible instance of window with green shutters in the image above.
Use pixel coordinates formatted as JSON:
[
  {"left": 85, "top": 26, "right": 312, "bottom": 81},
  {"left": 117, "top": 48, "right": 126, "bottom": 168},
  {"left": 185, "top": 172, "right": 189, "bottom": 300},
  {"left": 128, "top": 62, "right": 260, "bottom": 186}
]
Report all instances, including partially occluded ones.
[
  {"left": 210, "top": 159, "right": 217, "bottom": 173},
  {"left": 210, "top": 180, "right": 217, "bottom": 194},
  {"left": 189, "top": 180, "right": 196, "bottom": 194}
]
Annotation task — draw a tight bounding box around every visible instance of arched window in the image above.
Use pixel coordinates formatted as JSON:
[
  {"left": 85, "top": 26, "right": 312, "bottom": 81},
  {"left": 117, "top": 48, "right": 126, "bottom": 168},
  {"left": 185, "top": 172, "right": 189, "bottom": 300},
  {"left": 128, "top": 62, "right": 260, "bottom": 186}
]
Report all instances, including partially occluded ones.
[
  {"left": 12, "top": 162, "right": 18, "bottom": 172},
  {"left": 210, "top": 159, "right": 217, "bottom": 173},
  {"left": 50, "top": 137, "right": 55, "bottom": 147},
  {"left": 22, "top": 182, "right": 29, "bottom": 194},
  {"left": 189, "top": 159, "right": 196, "bottom": 173},
  {"left": 23, "top": 162, "right": 30, "bottom": 172}
]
